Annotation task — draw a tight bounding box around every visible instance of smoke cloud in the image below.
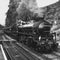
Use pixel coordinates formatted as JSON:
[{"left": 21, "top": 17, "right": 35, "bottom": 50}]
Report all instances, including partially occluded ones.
[{"left": 16, "top": 0, "right": 47, "bottom": 18}]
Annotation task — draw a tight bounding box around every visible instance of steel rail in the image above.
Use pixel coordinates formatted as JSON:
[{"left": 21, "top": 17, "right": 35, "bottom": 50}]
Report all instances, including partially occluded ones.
[
  {"left": 2, "top": 38, "right": 33, "bottom": 60},
  {"left": 2, "top": 42, "right": 15, "bottom": 60},
  {"left": 11, "top": 43, "right": 36, "bottom": 60},
  {"left": 2, "top": 34, "right": 60, "bottom": 60}
]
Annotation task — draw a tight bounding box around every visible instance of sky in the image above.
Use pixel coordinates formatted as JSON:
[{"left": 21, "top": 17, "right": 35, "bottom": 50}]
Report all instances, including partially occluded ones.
[
  {"left": 0, "top": 0, "right": 59, "bottom": 26},
  {"left": 0, "top": 0, "right": 9, "bottom": 26},
  {"left": 36, "top": 0, "right": 59, "bottom": 8}
]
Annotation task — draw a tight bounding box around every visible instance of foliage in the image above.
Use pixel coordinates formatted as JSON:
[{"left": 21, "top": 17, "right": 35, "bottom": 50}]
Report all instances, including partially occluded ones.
[{"left": 6, "top": 1, "right": 18, "bottom": 27}]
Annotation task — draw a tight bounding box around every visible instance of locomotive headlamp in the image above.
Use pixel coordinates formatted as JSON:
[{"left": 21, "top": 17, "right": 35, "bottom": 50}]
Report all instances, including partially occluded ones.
[
  {"left": 53, "top": 36, "right": 55, "bottom": 40},
  {"left": 39, "top": 36, "right": 41, "bottom": 41},
  {"left": 52, "top": 33, "right": 56, "bottom": 40},
  {"left": 54, "top": 21, "right": 57, "bottom": 25}
]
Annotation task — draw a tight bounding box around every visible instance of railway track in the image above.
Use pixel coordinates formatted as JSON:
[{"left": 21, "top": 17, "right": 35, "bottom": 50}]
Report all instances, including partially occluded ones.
[
  {"left": 2, "top": 42, "right": 31, "bottom": 60},
  {"left": 2, "top": 35, "right": 40, "bottom": 60},
  {"left": 1, "top": 35, "right": 60, "bottom": 60}
]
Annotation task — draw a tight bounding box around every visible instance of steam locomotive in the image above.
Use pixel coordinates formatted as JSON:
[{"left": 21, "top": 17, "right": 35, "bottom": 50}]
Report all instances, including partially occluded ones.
[
  {"left": 16, "top": 19, "right": 58, "bottom": 52},
  {"left": 4, "top": 19, "right": 58, "bottom": 52}
]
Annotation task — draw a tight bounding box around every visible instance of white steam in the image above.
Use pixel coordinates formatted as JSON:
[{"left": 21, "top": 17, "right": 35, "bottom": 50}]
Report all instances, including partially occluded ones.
[{"left": 17, "top": 0, "right": 59, "bottom": 18}]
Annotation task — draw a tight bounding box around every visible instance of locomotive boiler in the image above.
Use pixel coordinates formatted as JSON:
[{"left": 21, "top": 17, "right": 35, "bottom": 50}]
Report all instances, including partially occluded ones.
[{"left": 16, "top": 20, "right": 58, "bottom": 52}]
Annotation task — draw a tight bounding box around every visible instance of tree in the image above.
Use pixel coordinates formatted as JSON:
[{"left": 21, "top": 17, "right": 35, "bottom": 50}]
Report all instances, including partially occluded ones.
[{"left": 6, "top": 1, "right": 18, "bottom": 27}]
